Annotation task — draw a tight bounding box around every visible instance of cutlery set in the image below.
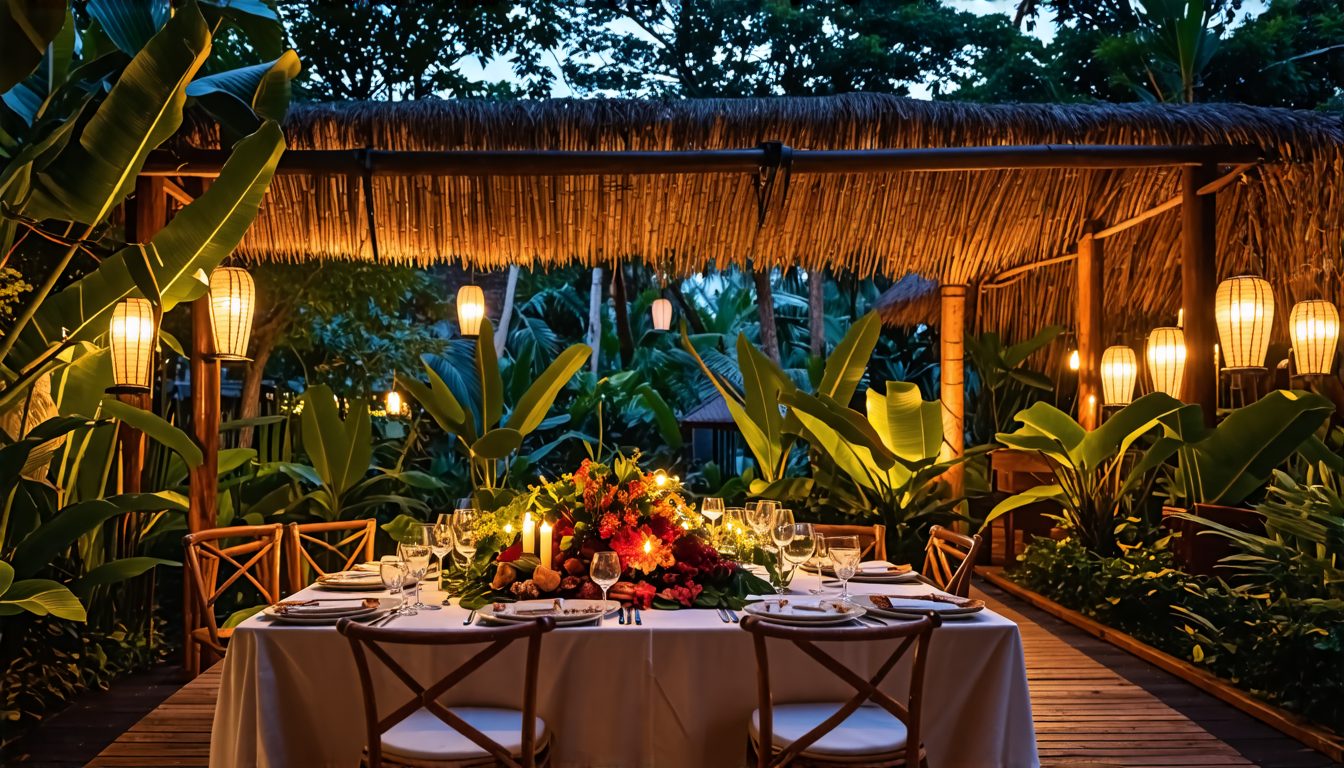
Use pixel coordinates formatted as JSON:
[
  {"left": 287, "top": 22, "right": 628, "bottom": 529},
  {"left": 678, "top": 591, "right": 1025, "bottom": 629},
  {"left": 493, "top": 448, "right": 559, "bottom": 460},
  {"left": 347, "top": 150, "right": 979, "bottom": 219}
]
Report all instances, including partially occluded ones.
[
  {"left": 616, "top": 605, "right": 642, "bottom": 625},
  {"left": 715, "top": 607, "right": 739, "bottom": 623}
]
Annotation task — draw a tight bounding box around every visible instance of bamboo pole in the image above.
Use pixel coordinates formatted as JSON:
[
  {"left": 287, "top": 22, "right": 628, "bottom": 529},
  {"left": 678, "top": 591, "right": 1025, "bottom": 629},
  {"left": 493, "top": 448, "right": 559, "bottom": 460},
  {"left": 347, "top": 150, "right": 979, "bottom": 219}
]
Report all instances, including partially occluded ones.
[
  {"left": 1077, "top": 232, "right": 1104, "bottom": 430},
  {"left": 940, "top": 285, "right": 967, "bottom": 506},
  {"left": 1183, "top": 164, "right": 1219, "bottom": 425}
]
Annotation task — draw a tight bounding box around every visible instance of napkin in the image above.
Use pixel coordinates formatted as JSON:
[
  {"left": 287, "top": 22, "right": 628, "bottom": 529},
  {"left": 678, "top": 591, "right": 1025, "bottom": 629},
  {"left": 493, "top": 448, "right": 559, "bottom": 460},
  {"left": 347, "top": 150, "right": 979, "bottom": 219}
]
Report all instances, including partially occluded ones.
[
  {"left": 274, "top": 598, "right": 379, "bottom": 617},
  {"left": 318, "top": 570, "right": 381, "bottom": 582},
  {"left": 870, "top": 592, "right": 979, "bottom": 609},
  {"left": 501, "top": 598, "right": 564, "bottom": 616},
  {"left": 856, "top": 560, "right": 912, "bottom": 574}
]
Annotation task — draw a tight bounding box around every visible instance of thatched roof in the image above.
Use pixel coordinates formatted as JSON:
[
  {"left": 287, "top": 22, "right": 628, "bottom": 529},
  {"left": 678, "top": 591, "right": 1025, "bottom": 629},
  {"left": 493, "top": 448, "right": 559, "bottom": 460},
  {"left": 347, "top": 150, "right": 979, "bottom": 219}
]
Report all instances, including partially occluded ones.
[{"left": 184, "top": 94, "right": 1344, "bottom": 340}]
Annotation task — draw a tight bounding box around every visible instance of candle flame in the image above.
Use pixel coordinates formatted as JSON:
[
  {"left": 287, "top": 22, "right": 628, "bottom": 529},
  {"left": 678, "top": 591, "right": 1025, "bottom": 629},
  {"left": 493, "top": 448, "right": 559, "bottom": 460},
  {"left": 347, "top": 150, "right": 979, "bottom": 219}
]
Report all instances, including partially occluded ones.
[
  {"left": 653, "top": 471, "right": 668, "bottom": 487},
  {"left": 643, "top": 538, "right": 652, "bottom": 554},
  {"left": 504, "top": 523, "right": 513, "bottom": 534}
]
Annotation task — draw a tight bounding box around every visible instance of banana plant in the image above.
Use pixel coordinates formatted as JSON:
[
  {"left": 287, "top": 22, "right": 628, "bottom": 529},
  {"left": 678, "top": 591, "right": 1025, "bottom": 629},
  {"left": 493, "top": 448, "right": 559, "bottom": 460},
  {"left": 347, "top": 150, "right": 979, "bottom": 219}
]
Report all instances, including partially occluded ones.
[
  {"left": 987, "top": 393, "right": 1194, "bottom": 555},
  {"left": 965, "top": 326, "right": 1062, "bottom": 443},
  {"left": 681, "top": 311, "right": 881, "bottom": 499},
  {"left": 784, "top": 381, "right": 986, "bottom": 558},
  {"left": 397, "top": 320, "right": 590, "bottom": 508}
]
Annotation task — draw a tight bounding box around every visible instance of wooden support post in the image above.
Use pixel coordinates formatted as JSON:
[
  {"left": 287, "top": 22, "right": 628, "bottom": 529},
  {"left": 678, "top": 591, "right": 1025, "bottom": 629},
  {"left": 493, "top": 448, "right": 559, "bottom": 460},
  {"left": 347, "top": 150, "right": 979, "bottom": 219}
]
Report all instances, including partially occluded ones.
[
  {"left": 1076, "top": 231, "right": 1104, "bottom": 430},
  {"left": 940, "top": 285, "right": 967, "bottom": 506},
  {"left": 118, "top": 178, "right": 168, "bottom": 495},
  {"left": 1182, "top": 164, "right": 1219, "bottom": 425},
  {"left": 189, "top": 302, "right": 219, "bottom": 533}
]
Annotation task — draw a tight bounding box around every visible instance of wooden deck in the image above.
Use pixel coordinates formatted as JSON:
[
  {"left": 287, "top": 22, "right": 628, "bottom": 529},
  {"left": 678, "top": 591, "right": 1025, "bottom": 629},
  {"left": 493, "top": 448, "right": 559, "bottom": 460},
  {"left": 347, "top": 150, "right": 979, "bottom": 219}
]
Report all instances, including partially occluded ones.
[{"left": 74, "top": 588, "right": 1339, "bottom": 768}]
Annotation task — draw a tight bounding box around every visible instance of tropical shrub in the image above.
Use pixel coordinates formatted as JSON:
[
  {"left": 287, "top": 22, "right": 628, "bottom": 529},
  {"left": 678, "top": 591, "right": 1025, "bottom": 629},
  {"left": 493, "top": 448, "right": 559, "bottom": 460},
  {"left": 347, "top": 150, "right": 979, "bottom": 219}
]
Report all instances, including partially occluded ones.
[{"left": 965, "top": 327, "right": 1062, "bottom": 443}]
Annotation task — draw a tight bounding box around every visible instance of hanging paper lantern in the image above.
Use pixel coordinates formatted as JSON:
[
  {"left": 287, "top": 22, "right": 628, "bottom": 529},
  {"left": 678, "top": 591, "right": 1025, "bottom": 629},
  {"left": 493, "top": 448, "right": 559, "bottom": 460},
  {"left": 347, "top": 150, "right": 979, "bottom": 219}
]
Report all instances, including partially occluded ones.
[
  {"left": 1214, "top": 276, "right": 1274, "bottom": 370},
  {"left": 1067, "top": 349, "right": 1080, "bottom": 371},
  {"left": 1145, "top": 327, "right": 1186, "bottom": 397},
  {"left": 109, "top": 298, "right": 157, "bottom": 393},
  {"left": 457, "top": 284, "right": 485, "bottom": 336},
  {"left": 1100, "top": 345, "right": 1138, "bottom": 406},
  {"left": 1289, "top": 300, "right": 1339, "bottom": 375},
  {"left": 651, "top": 298, "right": 673, "bottom": 331},
  {"left": 385, "top": 390, "right": 404, "bottom": 417},
  {"left": 209, "top": 267, "right": 255, "bottom": 360}
]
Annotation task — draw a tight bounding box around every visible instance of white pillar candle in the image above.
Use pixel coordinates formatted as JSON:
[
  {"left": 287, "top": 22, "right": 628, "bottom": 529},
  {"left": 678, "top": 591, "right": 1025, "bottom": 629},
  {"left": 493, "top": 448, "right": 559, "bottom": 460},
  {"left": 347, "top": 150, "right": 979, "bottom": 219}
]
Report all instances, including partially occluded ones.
[
  {"left": 522, "top": 513, "right": 536, "bottom": 555},
  {"left": 539, "top": 522, "right": 552, "bottom": 569}
]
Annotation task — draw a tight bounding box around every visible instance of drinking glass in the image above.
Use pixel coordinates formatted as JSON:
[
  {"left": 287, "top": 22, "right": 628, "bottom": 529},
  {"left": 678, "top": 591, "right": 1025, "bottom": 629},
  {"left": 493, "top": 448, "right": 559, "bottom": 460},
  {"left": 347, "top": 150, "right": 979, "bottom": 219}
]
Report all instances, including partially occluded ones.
[
  {"left": 379, "top": 557, "right": 409, "bottom": 615},
  {"left": 701, "top": 497, "right": 724, "bottom": 526},
  {"left": 453, "top": 509, "right": 479, "bottom": 569},
  {"left": 398, "top": 542, "right": 433, "bottom": 612},
  {"left": 782, "top": 523, "right": 816, "bottom": 592},
  {"left": 828, "top": 535, "right": 861, "bottom": 603},
  {"left": 809, "top": 535, "right": 830, "bottom": 595},
  {"left": 745, "top": 501, "right": 773, "bottom": 541},
  {"left": 432, "top": 514, "right": 454, "bottom": 574},
  {"left": 769, "top": 507, "right": 796, "bottom": 594},
  {"left": 589, "top": 551, "right": 622, "bottom": 624}
]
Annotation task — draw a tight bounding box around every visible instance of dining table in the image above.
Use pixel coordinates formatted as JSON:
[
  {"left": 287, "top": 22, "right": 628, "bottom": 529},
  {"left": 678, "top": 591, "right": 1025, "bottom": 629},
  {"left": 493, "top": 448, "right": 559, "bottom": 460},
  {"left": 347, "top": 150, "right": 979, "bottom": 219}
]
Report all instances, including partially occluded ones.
[{"left": 209, "top": 573, "right": 1039, "bottom": 768}]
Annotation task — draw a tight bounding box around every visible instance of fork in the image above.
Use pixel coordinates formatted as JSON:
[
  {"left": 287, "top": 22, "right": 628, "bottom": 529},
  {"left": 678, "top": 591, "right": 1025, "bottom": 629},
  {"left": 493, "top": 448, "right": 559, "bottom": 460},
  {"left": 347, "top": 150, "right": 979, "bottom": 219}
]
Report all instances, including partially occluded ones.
[
  {"left": 633, "top": 607, "right": 642, "bottom": 626},
  {"left": 462, "top": 609, "right": 476, "bottom": 626},
  {"left": 725, "top": 608, "right": 739, "bottom": 624},
  {"left": 715, "top": 607, "right": 731, "bottom": 623}
]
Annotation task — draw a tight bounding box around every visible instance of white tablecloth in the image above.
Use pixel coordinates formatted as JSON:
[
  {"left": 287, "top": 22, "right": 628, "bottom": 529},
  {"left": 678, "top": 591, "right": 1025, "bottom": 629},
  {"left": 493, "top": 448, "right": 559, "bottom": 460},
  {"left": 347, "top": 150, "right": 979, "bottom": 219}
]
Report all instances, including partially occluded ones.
[{"left": 211, "top": 579, "right": 1038, "bottom": 767}]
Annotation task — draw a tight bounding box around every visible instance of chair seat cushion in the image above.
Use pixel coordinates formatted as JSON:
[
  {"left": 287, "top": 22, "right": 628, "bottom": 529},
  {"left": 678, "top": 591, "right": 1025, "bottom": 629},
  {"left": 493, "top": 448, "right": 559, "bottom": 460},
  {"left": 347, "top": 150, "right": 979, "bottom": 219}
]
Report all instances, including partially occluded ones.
[
  {"left": 750, "top": 703, "right": 908, "bottom": 758},
  {"left": 381, "top": 707, "right": 547, "bottom": 762}
]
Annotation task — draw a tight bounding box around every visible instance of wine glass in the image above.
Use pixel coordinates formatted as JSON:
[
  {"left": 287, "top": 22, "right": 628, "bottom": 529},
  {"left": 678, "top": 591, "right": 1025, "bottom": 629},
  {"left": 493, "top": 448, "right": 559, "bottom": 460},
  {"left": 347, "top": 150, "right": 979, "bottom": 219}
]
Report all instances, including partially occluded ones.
[
  {"left": 398, "top": 541, "right": 433, "bottom": 612},
  {"left": 379, "top": 557, "right": 409, "bottom": 615},
  {"left": 590, "top": 551, "right": 622, "bottom": 624},
  {"left": 828, "top": 535, "right": 861, "bottom": 603},
  {"left": 809, "top": 534, "right": 830, "bottom": 595},
  {"left": 745, "top": 501, "right": 773, "bottom": 542},
  {"left": 453, "top": 510, "right": 479, "bottom": 569},
  {"left": 782, "top": 523, "right": 816, "bottom": 593},
  {"left": 701, "top": 497, "right": 724, "bottom": 526},
  {"left": 769, "top": 507, "right": 796, "bottom": 594}
]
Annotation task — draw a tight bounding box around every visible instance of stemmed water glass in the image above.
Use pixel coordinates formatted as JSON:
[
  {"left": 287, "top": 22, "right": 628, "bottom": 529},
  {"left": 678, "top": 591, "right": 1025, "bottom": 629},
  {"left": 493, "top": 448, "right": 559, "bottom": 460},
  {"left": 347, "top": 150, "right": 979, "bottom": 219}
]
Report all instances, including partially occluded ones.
[
  {"left": 701, "top": 497, "right": 724, "bottom": 527},
  {"left": 782, "top": 523, "right": 816, "bottom": 593},
  {"left": 428, "top": 519, "right": 454, "bottom": 592},
  {"left": 828, "top": 535, "right": 861, "bottom": 603},
  {"left": 398, "top": 540, "right": 434, "bottom": 611},
  {"left": 809, "top": 534, "right": 830, "bottom": 595},
  {"left": 452, "top": 509, "right": 479, "bottom": 570},
  {"left": 380, "top": 557, "right": 410, "bottom": 615},
  {"left": 590, "top": 551, "right": 622, "bottom": 624},
  {"left": 745, "top": 501, "right": 773, "bottom": 544},
  {"left": 769, "top": 507, "right": 795, "bottom": 594}
]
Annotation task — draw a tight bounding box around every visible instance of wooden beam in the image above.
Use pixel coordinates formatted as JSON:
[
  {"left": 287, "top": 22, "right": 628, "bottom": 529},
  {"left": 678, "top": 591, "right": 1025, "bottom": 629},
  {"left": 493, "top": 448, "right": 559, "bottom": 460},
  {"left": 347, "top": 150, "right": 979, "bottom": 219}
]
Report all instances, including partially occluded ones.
[
  {"left": 117, "top": 178, "right": 169, "bottom": 495},
  {"left": 1076, "top": 231, "right": 1104, "bottom": 430},
  {"left": 141, "top": 143, "right": 1268, "bottom": 178},
  {"left": 162, "top": 179, "right": 195, "bottom": 206},
  {"left": 1182, "top": 164, "right": 1219, "bottom": 425},
  {"left": 189, "top": 304, "right": 219, "bottom": 534},
  {"left": 940, "top": 285, "right": 968, "bottom": 507}
]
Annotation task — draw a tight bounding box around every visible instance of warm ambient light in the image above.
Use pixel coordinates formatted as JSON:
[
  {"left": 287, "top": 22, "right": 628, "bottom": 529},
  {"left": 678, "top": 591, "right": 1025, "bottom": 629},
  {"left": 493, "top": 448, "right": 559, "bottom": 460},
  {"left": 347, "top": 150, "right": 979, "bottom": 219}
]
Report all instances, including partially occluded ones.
[
  {"left": 1215, "top": 276, "right": 1274, "bottom": 370},
  {"left": 457, "top": 284, "right": 485, "bottom": 337},
  {"left": 643, "top": 538, "right": 652, "bottom": 555},
  {"left": 651, "top": 298, "right": 673, "bottom": 331},
  {"left": 208, "top": 268, "right": 255, "bottom": 361},
  {"left": 109, "top": 298, "right": 157, "bottom": 393},
  {"left": 1100, "top": 345, "right": 1138, "bottom": 406},
  {"left": 1067, "top": 349, "right": 1080, "bottom": 371},
  {"left": 1289, "top": 300, "right": 1339, "bottom": 376},
  {"left": 385, "top": 390, "right": 404, "bottom": 417},
  {"left": 1145, "top": 327, "right": 1186, "bottom": 398}
]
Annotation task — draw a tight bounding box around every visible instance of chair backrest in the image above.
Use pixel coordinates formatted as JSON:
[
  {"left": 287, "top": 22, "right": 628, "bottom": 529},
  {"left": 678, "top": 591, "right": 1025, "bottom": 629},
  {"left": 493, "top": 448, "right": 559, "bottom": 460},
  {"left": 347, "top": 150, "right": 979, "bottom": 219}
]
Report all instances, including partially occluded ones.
[
  {"left": 922, "top": 525, "right": 982, "bottom": 597},
  {"left": 285, "top": 519, "right": 378, "bottom": 594},
  {"left": 741, "top": 613, "right": 940, "bottom": 768},
  {"left": 814, "top": 523, "right": 886, "bottom": 561},
  {"left": 182, "top": 524, "right": 284, "bottom": 646},
  {"left": 337, "top": 617, "right": 557, "bottom": 768}
]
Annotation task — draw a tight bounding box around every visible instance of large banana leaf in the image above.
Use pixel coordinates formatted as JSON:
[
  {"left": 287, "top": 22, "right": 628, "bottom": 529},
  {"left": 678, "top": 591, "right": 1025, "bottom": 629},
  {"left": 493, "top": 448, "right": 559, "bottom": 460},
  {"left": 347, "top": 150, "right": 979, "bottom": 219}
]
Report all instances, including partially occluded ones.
[
  {"left": 99, "top": 395, "right": 202, "bottom": 468},
  {"left": 11, "top": 121, "right": 286, "bottom": 372},
  {"left": 816, "top": 311, "right": 880, "bottom": 405},
  {"left": 186, "top": 50, "right": 298, "bottom": 137},
  {"left": 504, "top": 344, "right": 590, "bottom": 436},
  {"left": 299, "top": 384, "right": 371, "bottom": 498},
  {"left": 86, "top": 0, "right": 171, "bottom": 56},
  {"left": 680, "top": 325, "right": 778, "bottom": 480},
  {"left": 397, "top": 358, "right": 472, "bottom": 442},
  {"left": 868, "top": 381, "right": 941, "bottom": 462},
  {"left": 0, "top": 0, "right": 67, "bottom": 92},
  {"left": 0, "top": 567, "right": 85, "bottom": 621},
  {"left": 9, "top": 498, "right": 125, "bottom": 578},
  {"left": 787, "top": 397, "right": 887, "bottom": 494},
  {"left": 24, "top": 2, "right": 209, "bottom": 224},
  {"left": 476, "top": 321, "right": 503, "bottom": 433}
]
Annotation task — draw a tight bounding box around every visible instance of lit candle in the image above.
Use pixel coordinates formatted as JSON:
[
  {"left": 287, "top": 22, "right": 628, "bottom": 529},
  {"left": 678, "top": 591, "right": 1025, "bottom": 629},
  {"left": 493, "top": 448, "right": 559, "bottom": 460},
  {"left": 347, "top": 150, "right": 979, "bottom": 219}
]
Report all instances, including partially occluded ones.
[
  {"left": 539, "top": 521, "right": 552, "bottom": 569},
  {"left": 522, "top": 513, "right": 535, "bottom": 555},
  {"left": 643, "top": 538, "right": 652, "bottom": 555}
]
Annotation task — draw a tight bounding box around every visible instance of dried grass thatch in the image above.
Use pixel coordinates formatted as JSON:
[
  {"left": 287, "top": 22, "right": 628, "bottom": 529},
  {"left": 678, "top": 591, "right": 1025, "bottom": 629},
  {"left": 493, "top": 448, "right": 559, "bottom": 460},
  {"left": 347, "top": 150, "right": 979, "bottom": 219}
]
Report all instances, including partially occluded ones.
[{"left": 183, "top": 94, "right": 1344, "bottom": 340}]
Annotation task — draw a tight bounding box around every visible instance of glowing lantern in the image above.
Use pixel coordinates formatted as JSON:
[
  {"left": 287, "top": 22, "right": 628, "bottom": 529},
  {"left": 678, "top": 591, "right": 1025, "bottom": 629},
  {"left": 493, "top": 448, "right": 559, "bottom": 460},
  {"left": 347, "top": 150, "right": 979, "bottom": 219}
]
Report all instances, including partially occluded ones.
[
  {"left": 1067, "top": 349, "right": 1080, "bottom": 371},
  {"left": 651, "top": 298, "right": 673, "bottom": 331},
  {"left": 1100, "top": 345, "right": 1138, "bottom": 406},
  {"left": 109, "top": 298, "right": 157, "bottom": 393},
  {"left": 1215, "top": 276, "right": 1274, "bottom": 370},
  {"left": 1145, "top": 327, "right": 1186, "bottom": 397},
  {"left": 385, "top": 390, "right": 404, "bottom": 417},
  {"left": 1289, "top": 300, "right": 1339, "bottom": 376},
  {"left": 208, "top": 267, "right": 255, "bottom": 360},
  {"left": 457, "top": 284, "right": 485, "bottom": 337}
]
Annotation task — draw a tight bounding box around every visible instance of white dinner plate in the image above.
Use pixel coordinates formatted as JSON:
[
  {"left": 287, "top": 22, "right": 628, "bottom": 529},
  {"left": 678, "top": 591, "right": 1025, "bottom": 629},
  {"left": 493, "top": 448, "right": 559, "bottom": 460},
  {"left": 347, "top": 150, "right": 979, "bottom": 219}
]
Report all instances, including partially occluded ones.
[
  {"left": 860, "top": 594, "right": 985, "bottom": 620},
  {"left": 263, "top": 598, "right": 396, "bottom": 625},
  {"left": 480, "top": 599, "right": 621, "bottom": 627},
  {"left": 743, "top": 598, "right": 866, "bottom": 625},
  {"left": 805, "top": 560, "right": 921, "bottom": 584}
]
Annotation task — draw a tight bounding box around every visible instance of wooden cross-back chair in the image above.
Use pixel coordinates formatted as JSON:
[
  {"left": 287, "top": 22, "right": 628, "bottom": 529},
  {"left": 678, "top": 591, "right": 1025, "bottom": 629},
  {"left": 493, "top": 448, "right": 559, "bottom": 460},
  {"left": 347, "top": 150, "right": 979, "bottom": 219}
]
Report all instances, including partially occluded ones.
[
  {"left": 284, "top": 519, "right": 377, "bottom": 595},
  {"left": 337, "top": 617, "right": 557, "bottom": 768},
  {"left": 182, "top": 524, "right": 283, "bottom": 677},
  {"left": 813, "top": 524, "right": 887, "bottom": 561},
  {"left": 741, "top": 613, "right": 941, "bottom": 768},
  {"left": 922, "top": 525, "right": 982, "bottom": 598}
]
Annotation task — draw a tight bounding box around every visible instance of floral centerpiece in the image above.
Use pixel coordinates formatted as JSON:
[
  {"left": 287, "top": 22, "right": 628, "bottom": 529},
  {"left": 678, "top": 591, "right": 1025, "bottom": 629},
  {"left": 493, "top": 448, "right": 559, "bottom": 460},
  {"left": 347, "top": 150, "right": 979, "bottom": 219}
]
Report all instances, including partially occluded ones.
[{"left": 455, "top": 454, "right": 770, "bottom": 609}]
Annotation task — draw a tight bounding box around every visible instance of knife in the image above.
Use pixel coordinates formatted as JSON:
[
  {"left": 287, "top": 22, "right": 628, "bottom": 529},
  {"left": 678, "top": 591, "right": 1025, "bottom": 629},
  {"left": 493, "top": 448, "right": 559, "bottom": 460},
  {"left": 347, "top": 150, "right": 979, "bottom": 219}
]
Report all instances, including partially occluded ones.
[
  {"left": 633, "top": 607, "right": 642, "bottom": 626},
  {"left": 726, "top": 608, "right": 739, "bottom": 623}
]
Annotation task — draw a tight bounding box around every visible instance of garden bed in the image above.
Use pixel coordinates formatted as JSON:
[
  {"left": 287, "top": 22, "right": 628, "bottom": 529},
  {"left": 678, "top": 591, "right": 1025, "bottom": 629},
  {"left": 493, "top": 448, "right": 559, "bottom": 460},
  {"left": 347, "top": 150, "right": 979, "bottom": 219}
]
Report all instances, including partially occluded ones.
[{"left": 982, "top": 567, "right": 1344, "bottom": 763}]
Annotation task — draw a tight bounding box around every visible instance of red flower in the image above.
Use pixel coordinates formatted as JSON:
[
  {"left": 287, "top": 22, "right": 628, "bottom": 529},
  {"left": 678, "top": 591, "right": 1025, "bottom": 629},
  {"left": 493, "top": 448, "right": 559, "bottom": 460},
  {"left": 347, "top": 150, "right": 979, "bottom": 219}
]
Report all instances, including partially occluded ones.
[
  {"left": 658, "top": 582, "right": 703, "bottom": 607},
  {"left": 632, "top": 582, "right": 657, "bottom": 609}
]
